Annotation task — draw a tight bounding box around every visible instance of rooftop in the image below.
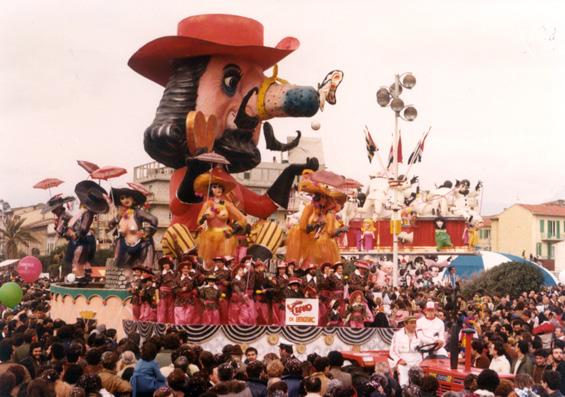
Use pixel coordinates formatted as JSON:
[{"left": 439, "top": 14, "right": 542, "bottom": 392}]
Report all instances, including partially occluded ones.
[{"left": 518, "top": 203, "right": 565, "bottom": 217}]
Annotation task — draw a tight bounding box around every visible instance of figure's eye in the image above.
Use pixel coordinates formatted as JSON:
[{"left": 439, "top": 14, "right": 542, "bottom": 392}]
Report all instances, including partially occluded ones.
[{"left": 222, "top": 65, "right": 241, "bottom": 96}]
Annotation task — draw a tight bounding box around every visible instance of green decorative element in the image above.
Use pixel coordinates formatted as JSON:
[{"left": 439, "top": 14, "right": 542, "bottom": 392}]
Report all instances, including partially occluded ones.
[
  {"left": 0, "top": 282, "right": 23, "bottom": 308},
  {"left": 435, "top": 230, "right": 453, "bottom": 250},
  {"left": 50, "top": 284, "right": 131, "bottom": 302}
]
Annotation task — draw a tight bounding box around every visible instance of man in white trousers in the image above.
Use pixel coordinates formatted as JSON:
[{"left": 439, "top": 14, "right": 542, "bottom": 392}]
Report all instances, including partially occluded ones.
[{"left": 389, "top": 313, "right": 423, "bottom": 386}]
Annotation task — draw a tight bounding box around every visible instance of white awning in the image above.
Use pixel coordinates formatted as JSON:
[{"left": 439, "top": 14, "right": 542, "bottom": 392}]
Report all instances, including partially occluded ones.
[{"left": 0, "top": 259, "right": 19, "bottom": 268}]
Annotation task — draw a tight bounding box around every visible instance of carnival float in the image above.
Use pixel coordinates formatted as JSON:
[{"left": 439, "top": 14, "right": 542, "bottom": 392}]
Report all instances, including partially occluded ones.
[{"left": 0, "top": 13, "right": 546, "bottom": 357}]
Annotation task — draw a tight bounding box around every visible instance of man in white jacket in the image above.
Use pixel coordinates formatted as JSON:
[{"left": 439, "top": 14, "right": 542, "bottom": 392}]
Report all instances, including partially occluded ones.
[
  {"left": 389, "top": 314, "right": 423, "bottom": 386},
  {"left": 416, "top": 301, "right": 448, "bottom": 357}
]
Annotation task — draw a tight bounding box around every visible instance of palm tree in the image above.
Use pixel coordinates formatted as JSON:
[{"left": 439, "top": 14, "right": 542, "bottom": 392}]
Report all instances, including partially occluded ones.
[{"left": 0, "top": 215, "right": 39, "bottom": 258}]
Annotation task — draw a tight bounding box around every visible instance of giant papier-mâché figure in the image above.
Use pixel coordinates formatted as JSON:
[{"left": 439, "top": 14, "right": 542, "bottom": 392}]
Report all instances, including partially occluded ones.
[{"left": 129, "top": 14, "right": 329, "bottom": 244}]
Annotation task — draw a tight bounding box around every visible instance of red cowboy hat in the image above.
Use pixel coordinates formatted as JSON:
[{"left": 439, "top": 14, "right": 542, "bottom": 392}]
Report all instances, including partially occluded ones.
[
  {"left": 354, "top": 261, "right": 370, "bottom": 270},
  {"left": 128, "top": 14, "right": 300, "bottom": 87},
  {"left": 288, "top": 277, "right": 302, "bottom": 286}
]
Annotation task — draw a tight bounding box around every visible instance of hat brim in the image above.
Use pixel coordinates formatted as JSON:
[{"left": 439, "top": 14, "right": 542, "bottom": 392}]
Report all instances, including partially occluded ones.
[
  {"left": 75, "top": 180, "right": 109, "bottom": 214},
  {"left": 129, "top": 36, "right": 299, "bottom": 87},
  {"left": 41, "top": 196, "right": 75, "bottom": 214},
  {"left": 111, "top": 188, "right": 147, "bottom": 207},
  {"left": 194, "top": 171, "right": 237, "bottom": 196}
]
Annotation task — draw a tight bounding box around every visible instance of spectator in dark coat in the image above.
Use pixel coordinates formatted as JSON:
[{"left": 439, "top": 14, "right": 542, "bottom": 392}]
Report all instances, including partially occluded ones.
[
  {"left": 246, "top": 361, "right": 267, "bottom": 397},
  {"left": 281, "top": 358, "right": 303, "bottom": 397}
]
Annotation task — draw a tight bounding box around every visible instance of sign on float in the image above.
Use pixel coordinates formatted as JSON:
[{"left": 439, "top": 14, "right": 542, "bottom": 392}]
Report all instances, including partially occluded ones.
[{"left": 285, "top": 299, "right": 319, "bottom": 325}]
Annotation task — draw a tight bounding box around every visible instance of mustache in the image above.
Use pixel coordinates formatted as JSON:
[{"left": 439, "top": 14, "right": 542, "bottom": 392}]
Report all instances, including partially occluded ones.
[{"left": 234, "top": 88, "right": 259, "bottom": 130}]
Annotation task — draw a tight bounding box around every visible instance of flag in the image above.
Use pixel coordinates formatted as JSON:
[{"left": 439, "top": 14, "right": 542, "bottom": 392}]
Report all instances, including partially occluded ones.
[
  {"left": 407, "top": 128, "right": 431, "bottom": 165},
  {"left": 364, "top": 126, "right": 378, "bottom": 163},
  {"left": 387, "top": 131, "right": 403, "bottom": 168}
]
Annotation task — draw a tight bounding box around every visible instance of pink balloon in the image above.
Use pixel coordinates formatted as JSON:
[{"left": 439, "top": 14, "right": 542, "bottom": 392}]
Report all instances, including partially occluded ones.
[{"left": 17, "top": 256, "right": 42, "bottom": 283}]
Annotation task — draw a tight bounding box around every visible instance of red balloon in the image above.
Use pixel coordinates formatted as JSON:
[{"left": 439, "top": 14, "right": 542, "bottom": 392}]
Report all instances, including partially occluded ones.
[{"left": 17, "top": 256, "right": 42, "bottom": 283}]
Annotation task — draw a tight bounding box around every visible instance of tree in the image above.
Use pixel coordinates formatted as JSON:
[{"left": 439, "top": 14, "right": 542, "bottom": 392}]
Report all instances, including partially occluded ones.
[
  {"left": 0, "top": 215, "right": 39, "bottom": 258},
  {"left": 461, "top": 261, "right": 544, "bottom": 299}
]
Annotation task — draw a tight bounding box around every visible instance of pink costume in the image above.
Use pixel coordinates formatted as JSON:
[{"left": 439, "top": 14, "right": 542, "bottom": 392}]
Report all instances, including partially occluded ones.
[
  {"left": 139, "top": 282, "right": 157, "bottom": 322},
  {"left": 253, "top": 271, "right": 273, "bottom": 325},
  {"left": 156, "top": 270, "right": 176, "bottom": 324},
  {"left": 174, "top": 273, "right": 199, "bottom": 325},
  {"left": 228, "top": 276, "right": 255, "bottom": 326},
  {"left": 271, "top": 274, "right": 288, "bottom": 326}
]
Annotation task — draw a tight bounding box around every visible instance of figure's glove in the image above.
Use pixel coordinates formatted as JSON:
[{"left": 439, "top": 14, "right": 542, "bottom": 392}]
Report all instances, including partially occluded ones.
[{"left": 267, "top": 157, "right": 320, "bottom": 209}]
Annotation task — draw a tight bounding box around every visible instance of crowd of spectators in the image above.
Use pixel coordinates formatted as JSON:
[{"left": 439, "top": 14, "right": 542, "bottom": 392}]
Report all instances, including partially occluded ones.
[{"left": 1, "top": 268, "right": 565, "bottom": 397}]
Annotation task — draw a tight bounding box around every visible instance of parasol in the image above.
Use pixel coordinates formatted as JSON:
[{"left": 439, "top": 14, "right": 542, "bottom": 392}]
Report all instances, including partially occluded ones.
[
  {"left": 127, "top": 182, "right": 153, "bottom": 197},
  {"left": 90, "top": 166, "right": 127, "bottom": 181},
  {"left": 192, "top": 152, "right": 230, "bottom": 165},
  {"left": 77, "top": 160, "right": 100, "bottom": 174},
  {"left": 192, "top": 152, "right": 230, "bottom": 194},
  {"left": 33, "top": 178, "right": 64, "bottom": 197},
  {"left": 339, "top": 178, "right": 362, "bottom": 190},
  {"left": 307, "top": 170, "right": 349, "bottom": 189}
]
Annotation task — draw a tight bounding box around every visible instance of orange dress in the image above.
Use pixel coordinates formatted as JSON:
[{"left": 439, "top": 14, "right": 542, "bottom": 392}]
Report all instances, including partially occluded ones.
[
  {"left": 308, "top": 210, "right": 340, "bottom": 265},
  {"left": 196, "top": 197, "right": 247, "bottom": 264},
  {"left": 285, "top": 204, "right": 340, "bottom": 266}
]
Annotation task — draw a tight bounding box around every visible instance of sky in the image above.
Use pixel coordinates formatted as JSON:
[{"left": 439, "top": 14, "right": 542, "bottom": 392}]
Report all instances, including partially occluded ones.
[{"left": 1, "top": 0, "right": 564, "bottom": 216}]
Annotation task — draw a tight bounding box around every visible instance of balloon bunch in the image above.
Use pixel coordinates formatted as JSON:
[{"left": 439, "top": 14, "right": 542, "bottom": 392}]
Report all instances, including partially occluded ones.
[{"left": 0, "top": 256, "right": 42, "bottom": 309}]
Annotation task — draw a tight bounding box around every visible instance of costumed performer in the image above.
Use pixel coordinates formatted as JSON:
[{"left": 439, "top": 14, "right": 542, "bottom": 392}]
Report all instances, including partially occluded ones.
[
  {"left": 108, "top": 187, "right": 158, "bottom": 273},
  {"left": 271, "top": 262, "right": 289, "bottom": 326},
  {"left": 155, "top": 256, "right": 176, "bottom": 324},
  {"left": 41, "top": 194, "right": 75, "bottom": 273},
  {"left": 228, "top": 262, "right": 255, "bottom": 326},
  {"left": 139, "top": 269, "right": 158, "bottom": 322},
  {"left": 199, "top": 274, "right": 221, "bottom": 325},
  {"left": 69, "top": 181, "right": 109, "bottom": 284},
  {"left": 173, "top": 260, "right": 200, "bottom": 325},
  {"left": 345, "top": 290, "right": 370, "bottom": 328},
  {"left": 285, "top": 175, "right": 344, "bottom": 266},
  {"left": 129, "top": 266, "right": 144, "bottom": 320},
  {"left": 194, "top": 167, "right": 248, "bottom": 264}
]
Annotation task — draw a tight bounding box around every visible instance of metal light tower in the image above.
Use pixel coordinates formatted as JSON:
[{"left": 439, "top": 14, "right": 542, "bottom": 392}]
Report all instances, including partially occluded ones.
[{"left": 376, "top": 73, "right": 417, "bottom": 287}]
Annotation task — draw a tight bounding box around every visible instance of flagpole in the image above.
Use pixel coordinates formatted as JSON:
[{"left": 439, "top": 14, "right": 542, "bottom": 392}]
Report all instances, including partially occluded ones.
[
  {"left": 404, "top": 126, "right": 431, "bottom": 178},
  {"left": 392, "top": 74, "right": 400, "bottom": 288}
]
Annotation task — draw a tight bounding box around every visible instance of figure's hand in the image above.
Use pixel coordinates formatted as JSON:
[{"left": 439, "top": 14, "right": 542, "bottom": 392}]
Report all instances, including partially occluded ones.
[
  {"left": 435, "top": 340, "right": 445, "bottom": 348},
  {"left": 398, "top": 359, "right": 407, "bottom": 366},
  {"left": 305, "top": 157, "right": 319, "bottom": 171}
]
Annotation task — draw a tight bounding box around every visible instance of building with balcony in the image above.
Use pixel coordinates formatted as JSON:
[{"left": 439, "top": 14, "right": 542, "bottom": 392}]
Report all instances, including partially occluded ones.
[{"left": 490, "top": 200, "right": 565, "bottom": 270}]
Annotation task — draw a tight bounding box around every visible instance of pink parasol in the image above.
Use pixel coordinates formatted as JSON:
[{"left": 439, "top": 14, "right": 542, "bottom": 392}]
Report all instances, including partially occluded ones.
[
  {"left": 127, "top": 182, "right": 153, "bottom": 197},
  {"left": 192, "top": 151, "right": 230, "bottom": 165},
  {"left": 33, "top": 178, "right": 64, "bottom": 197},
  {"left": 77, "top": 160, "right": 100, "bottom": 174},
  {"left": 339, "top": 178, "right": 362, "bottom": 190},
  {"left": 90, "top": 166, "right": 127, "bottom": 181},
  {"left": 307, "top": 170, "right": 347, "bottom": 188}
]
